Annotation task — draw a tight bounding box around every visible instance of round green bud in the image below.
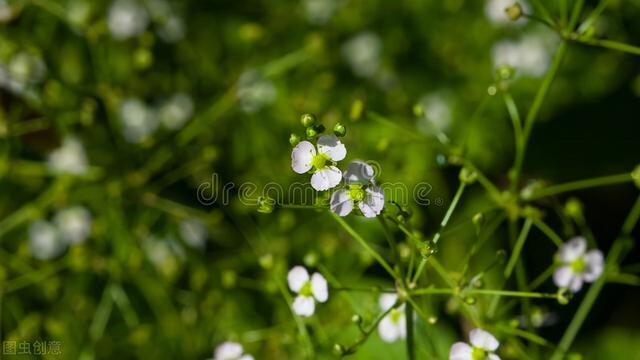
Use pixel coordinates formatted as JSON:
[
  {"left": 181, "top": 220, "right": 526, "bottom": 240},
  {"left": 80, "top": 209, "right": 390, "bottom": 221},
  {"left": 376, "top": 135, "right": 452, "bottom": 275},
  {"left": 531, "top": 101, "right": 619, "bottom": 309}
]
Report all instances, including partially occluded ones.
[
  {"left": 333, "top": 122, "right": 346, "bottom": 137},
  {"left": 300, "top": 113, "right": 317, "bottom": 127},
  {"left": 505, "top": 3, "right": 523, "bottom": 21},
  {"left": 464, "top": 296, "right": 477, "bottom": 305},
  {"left": 289, "top": 133, "right": 301, "bottom": 146},
  {"left": 413, "top": 104, "right": 425, "bottom": 118},
  {"left": 257, "top": 196, "right": 275, "bottom": 214},
  {"left": 459, "top": 167, "right": 478, "bottom": 184},
  {"left": 259, "top": 253, "right": 274, "bottom": 269},
  {"left": 497, "top": 65, "right": 515, "bottom": 80},
  {"left": 133, "top": 48, "right": 153, "bottom": 70},
  {"left": 305, "top": 126, "right": 318, "bottom": 139},
  {"left": 333, "top": 344, "right": 346, "bottom": 356},
  {"left": 564, "top": 197, "right": 583, "bottom": 218},
  {"left": 303, "top": 252, "right": 318, "bottom": 267},
  {"left": 350, "top": 99, "right": 364, "bottom": 121},
  {"left": 472, "top": 213, "right": 485, "bottom": 227},
  {"left": 487, "top": 85, "right": 498, "bottom": 96},
  {"left": 222, "top": 270, "right": 237, "bottom": 288},
  {"left": 557, "top": 288, "right": 571, "bottom": 305},
  {"left": 351, "top": 314, "right": 363, "bottom": 324},
  {"left": 428, "top": 316, "right": 438, "bottom": 325}
]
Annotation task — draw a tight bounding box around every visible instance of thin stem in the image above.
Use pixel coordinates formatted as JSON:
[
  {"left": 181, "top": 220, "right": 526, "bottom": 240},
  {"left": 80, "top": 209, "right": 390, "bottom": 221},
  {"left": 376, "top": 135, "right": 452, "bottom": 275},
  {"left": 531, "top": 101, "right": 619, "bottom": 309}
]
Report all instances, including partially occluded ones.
[
  {"left": 342, "top": 302, "right": 399, "bottom": 355},
  {"left": 405, "top": 303, "right": 415, "bottom": 360},
  {"left": 379, "top": 217, "right": 404, "bottom": 280},
  {"left": 527, "top": 265, "right": 555, "bottom": 290},
  {"left": 504, "top": 218, "right": 533, "bottom": 279},
  {"left": 496, "top": 324, "right": 554, "bottom": 348},
  {"left": 411, "top": 182, "right": 467, "bottom": 284},
  {"left": 530, "top": 218, "right": 565, "bottom": 247},
  {"left": 529, "top": 0, "right": 556, "bottom": 27},
  {"left": 331, "top": 213, "right": 398, "bottom": 280},
  {"left": 410, "top": 287, "right": 557, "bottom": 299},
  {"left": 523, "top": 173, "right": 632, "bottom": 200},
  {"left": 622, "top": 195, "right": 640, "bottom": 235},
  {"left": 568, "top": 0, "right": 585, "bottom": 31},
  {"left": 577, "top": 0, "right": 611, "bottom": 33},
  {"left": 503, "top": 92, "right": 523, "bottom": 152}
]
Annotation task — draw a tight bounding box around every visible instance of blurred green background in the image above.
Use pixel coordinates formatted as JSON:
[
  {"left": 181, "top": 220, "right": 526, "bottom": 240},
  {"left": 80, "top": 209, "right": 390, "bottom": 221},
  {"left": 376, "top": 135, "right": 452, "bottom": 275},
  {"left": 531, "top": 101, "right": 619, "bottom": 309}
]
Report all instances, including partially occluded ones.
[{"left": 1, "top": 0, "right": 639, "bottom": 359}]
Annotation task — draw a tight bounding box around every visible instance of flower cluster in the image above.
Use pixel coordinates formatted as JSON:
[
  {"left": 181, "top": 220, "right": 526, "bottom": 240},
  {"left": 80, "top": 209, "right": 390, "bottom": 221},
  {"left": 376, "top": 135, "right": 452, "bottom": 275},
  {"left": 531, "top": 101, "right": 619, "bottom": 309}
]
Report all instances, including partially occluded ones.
[
  {"left": 553, "top": 236, "right": 604, "bottom": 293},
  {"left": 290, "top": 114, "right": 385, "bottom": 218},
  {"left": 212, "top": 341, "right": 254, "bottom": 360},
  {"left": 119, "top": 94, "right": 194, "bottom": 143},
  {"left": 28, "top": 206, "right": 92, "bottom": 260},
  {"left": 108, "top": 0, "right": 185, "bottom": 42},
  {"left": 287, "top": 266, "right": 328, "bottom": 317}
]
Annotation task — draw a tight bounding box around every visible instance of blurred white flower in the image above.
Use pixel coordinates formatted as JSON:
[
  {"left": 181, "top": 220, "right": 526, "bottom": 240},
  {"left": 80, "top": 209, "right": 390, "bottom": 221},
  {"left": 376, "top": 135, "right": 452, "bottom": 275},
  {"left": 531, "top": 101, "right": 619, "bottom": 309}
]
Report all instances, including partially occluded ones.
[
  {"left": 29, "top": 221, "right": 66, "bottom": 260},
  {"left": 377, "top": 293, "right": 406, "bottom": 343},
  {"left": 179, "top": 218, "right": 207, "bottom": 249},
  {"left": 416, "top": 92, "right": 453, "bottom": 135},
  {"left": 0, "top": 0, "right": 16, "bottom": 22},
  {"left": 553, "top": 236, "right": 604, "bottom": 293},
  {"left": 108, "top": 0, "right": 149, "bottom": 40},
  {"left": 120, "top": 98, "right": 158, "bottom": 143},
  {"left": 303, "top": 0, "right": 338, "bottom": 25},
  {"left": 341, "top": 32, "right": 381, "bottom": 78},
  {"left": 67, "top": 0, "right": 93, "bottom": 28},
  {"left": 159, "top": 93, "right": 194, "bottom": 130},
  {"left": 157, "top": 15, "right": 185, "bottom": 42},
  {"left": 236, "top": 70, "right": 277, "bottom": 113},
  {"left": 287, "top": 266, "right": 328, "bottom": 317},
  {"left": 485, "top": 0, "right": 529, "bottom": 25},
  {"left": 492, "top": 32, "right": 553, "bottom": 78},
  {"left": 291, "top": 134, "right": 346, "bottom": 191},
  {"left": 213, "top": 341, "right": 254, "bottom": 360},
  {"left": 54, "top": 206, "right": 92, "bottom": 245},
  {"left": 0, "top": 52, "right": 46, "bottom": 94},
  {"left": 330, "top": 161, "right": 384, "bottom": 218},
  {"left": 450, "top": 328, "right": 500, "bottom": 360},
  {"left": 47, "top": 136, "right": 89, "bottom": 175}
]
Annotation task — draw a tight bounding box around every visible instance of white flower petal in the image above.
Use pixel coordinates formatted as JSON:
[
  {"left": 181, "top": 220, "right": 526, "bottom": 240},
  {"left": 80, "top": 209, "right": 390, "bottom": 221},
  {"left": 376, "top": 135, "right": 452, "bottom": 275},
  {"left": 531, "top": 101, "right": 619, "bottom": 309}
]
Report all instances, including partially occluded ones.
[
  {"left": 378, "top": 315, "right": 400, "bottom": 343},
  {"left": 557, "top": 237, "right": 587, "bottom": 262},
  {"left": 330, "top": 189, "right": 353, "bottom": 216},
  {"left": 292, "top": 295, "right": 315, "bottom": 317},
  {"left": 488, "top": 354, "right": 501, "bottom": 360},
  {"left": 214, "top": 341, "right": 243, "bottom": 360},
  {"left": 310, "top": 166, "right": 342, "bottom": 191},
  {"left": 358, "top": 186, "right": 385, "bottom": 218},
  {"left": 343, "top": 160, "right": 374, "bottom": 184},
  {"left": 449, "top": 342, "right": 473, "bottom": 360},
  {"left": 469, "top": 328, "right": 499, "bottom": 351},
  {"left": 569, "top": 275, "right": 584, "bottom": 293},
  {"left": 583, "top": 250, "right": 604, "bottom": 282},
  {"left": 291, "top": 141, "right": 316, "bottom": 174},
  {"left": 317, "top": 134, "right": 346, "bottom": 161},
  {"left": 287, "top": 266, "right": 309, "bottom": 293},
  {"left": 239, "top": 356, "right": 254, "bottom": 360},
  {"left": 311, "top": 272, "right": 329, "bottom": 303},
  {"left": 379, "top": 293, "right": 398, "bottom": 311},
  {"left": 54, "top": 206, "right": 92, "bottom": 245},
  {"left": 553, "top": 265, "right": 574, "bottom": 288}
]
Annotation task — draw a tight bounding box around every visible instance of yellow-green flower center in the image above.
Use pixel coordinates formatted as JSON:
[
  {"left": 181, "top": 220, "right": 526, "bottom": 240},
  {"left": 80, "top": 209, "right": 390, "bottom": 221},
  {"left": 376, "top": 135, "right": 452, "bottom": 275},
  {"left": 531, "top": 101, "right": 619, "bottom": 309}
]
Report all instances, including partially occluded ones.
[
  {"left": 348, "top": 184, "right": 365, "bottom": 202},
  {"left": 471, "top": 347, "right": 490, "bottom": 360},
  {"left": 389, "top": 308, "right": 402, "bottom": 323},
  {"left": 311, "top": 153, "right": 330, "bottom": 170},
  {"left": 299, "top": 281, "right": 313, "bottom": 296},
  {"left": 571, "top": 257, "right": 585, "bottom": 273}
]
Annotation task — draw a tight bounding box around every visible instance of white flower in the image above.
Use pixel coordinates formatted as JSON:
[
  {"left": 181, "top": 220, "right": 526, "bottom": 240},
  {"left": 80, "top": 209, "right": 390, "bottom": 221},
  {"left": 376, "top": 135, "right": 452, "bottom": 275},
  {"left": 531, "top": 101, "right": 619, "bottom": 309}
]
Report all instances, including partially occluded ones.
[
  {"left": 120, "top": 98, "right": 158, "bottom": 143},
  {"left": 484, "top": 0, "right": 529, "bottom": 25},
  {"left": 179, "top": 218, "right": 207, "bottom": 249},
  {"left": 341, "top": 32, "right": 382, "bottom": 78},
  {"left": 236, "top": 70, "right": 276, "bottom": 113},
  {"left": 492, "top": 32, "right": 554, "bottom": 78},
  {"left": 157, "top": 14, "right": 185, "bottom": 43},
  {"left": 330, "top": 161, "right": 384, "bottom": 218},
  {"left": 159, "top": 93, "right": 194, "bottom": 130},
  {"left": 450, "top": 328, "right": 500, "bottom": 360},
  {"left": 287, "top": 266, "right": 328, "bottom": 317},
  {"left": 378, "top": 293, "right": 406, "bottom": 343},
  {"left": 416, "top": 92, "right": 454, "bottom": 135},
  {"left": 303, "top": 0, "right": 338, "bottom": 25},
  {"left": 47, "top": 136, "right": 89, "bottom": 175},
  {"left": 108, "top": 0, "right": 149, "bottom": 40},
  {"left": 0, "top": 0, "right": 15, "bottom": 23},
  {"left": 0, "top": 52, "right": 47, "bottom": 94},
  {"left": 28, "top": 221, "right": 66, "bottom": 260},
  {"left": 53, "top": 206, "right": 92, "bottom": 245},
  {"left": 553, "top": 236, "right": 604, "bottom": 293},
  {"left": 213, "top": 341, "right": 254, "bottom": 360},
  {"left": 291, "top": 134, "right": 346, "bottom": 191}
]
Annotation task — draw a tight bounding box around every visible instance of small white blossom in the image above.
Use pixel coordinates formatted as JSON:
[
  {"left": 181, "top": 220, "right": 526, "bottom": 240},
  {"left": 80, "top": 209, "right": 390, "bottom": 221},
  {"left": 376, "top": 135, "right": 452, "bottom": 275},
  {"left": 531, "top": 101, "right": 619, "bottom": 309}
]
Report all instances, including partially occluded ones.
[
  {"left": 450, "top": 328, "right": 500, "bottom": 360},
  {"left": 492, "top": 32, "right": 553, "bottom": 78},
  {"left": 0, "top": 0, "right": 16, "bottom": 23},
  {"left": 236, "top": 70, "right": 277, "bottom": 113},
  {"left": 553, "top": 236, "right": 604, "bottom": 293},
  {"left": 341, "top": 32, "right": 382, "bottom": 78},
  {"left": 0, "top": 52, "right": 46, "bottom": 94},
  {"left": 287, "top": 266, "right": 328, "bottom": 317},
  {"left": 213, "top": 341, "right": 254, "bottom": 360},
  {"left": 291, "top": 134, "right": 346, "bottom": 191},
  {"left": 159, "top": 93, "right": 194, "bottom": 130},
  {"left": 485, "top": 0, "right": 529, "bottom": 25},
  {"left": 303, "top": 0, "right": 338, "bottom": 25},
  {"left": 53, "top": 206, "right": 92, "bottom": 245},
  {"left": 330, "top": 161, "right": 384, "bottom": 218},
  {"left": 179, "top": 218, "right": 207, "bottom": 249},
  {"left": 28, "top": 221, "right": 66, "bottom": 260},
  {"left": 416, "top": 92, "right": 454, "bottom": 136},
  {"left": 120, "top": 98, "right": 159, "bottom": 143},
  {"left": 47, "top": 136, "right": 89, "bottom": 175},
  {"left": 108, "top": 0, "right": 149, "bottom": 40},
  {"left": 378, "top": 293, "right": 406, "bottom": 342}
]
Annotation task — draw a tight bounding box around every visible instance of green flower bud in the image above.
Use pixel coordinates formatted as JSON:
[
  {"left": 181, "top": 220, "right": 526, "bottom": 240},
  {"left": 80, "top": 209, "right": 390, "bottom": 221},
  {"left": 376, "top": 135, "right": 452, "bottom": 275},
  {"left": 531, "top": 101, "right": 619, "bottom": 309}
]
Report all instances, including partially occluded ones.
[
  {"left": 413, "top": 104, "right": 425, "bottom": 118},
  {"left": 289, "top": 133, "right": 301, "bottom": 146},
  {"left": 300, "top": 113, "right": 317, "bottom": 127},
  {"left": 505, "top": 3, "right": 523, "bottom": 21},
  {"left": 222, "top": 270, "right": 237, "bottom": 288},
  {"left": 564, "top": 197, "right": 583, "bottom": 218},
  {"left": 257, "top": 196, "right": 275, "bottom": 214},
  {"left": 459, "top": 167, "right": 478, "bottom": 184},
  {"left": 133, "top": 48, "right": 153, "bottom": 70},
  {"left": 351, "top": 314, "right": 363, "bottom": 325},
  {"left": 497, "top": 65, "right": 515, "bottom": 81},
  {"left": 303, "top": 252, "right": 318, "bottom": 267},
  {"left": 305, "top": 126, "right": 318, "bottom": 139},
  {"left": 259, "top": 253, "right": 274, "bottom": 269},
  {"left": 427, "top": 316, "right": 438, "bottom": 325},
  {"left": 350, "top": 99, "right": 364, "bottom": 121},
  {"left": 472, "top": 212, "right": 484, "bottom": 228},
  {"left": 557, "top": 288, "right": 571, "bottom": 305},
  {"left": 333, "top": 122, "right": 346, "bottom": 137},
  {"left": 487, "top": 85, "right": 498, "bottom": 96},
  {"left": 333, "top": 344, "right": 346, "bottom": 356},
  {"left": 464, "top": 296, "right": 477, "bottom": 305}
]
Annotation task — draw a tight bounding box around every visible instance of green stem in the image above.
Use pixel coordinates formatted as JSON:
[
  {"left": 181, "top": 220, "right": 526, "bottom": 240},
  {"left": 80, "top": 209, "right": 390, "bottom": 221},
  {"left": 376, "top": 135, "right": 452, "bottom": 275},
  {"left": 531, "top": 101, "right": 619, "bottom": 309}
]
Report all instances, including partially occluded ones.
[
  {"left": 411, "top": 287, "right": 557, "bottom": 299},
  {"left": 523, "top": 173, "right": 632, "bottom": 200},
  {"left": 530, "top": 218, "right": 565, "bottom": 247},
  {"left": 577, "top": 0, "right": 611, "bottom": 33},
  {"left": 331, "top": 213, "right": 398, "bottom": 280},
  {"left": 406, "top": 303, "right": 415, "bottom": 360},
  {"left": 411, "top": 182, "right": 466, "bottom": 284},
  {"left": 503, "top": 92, "right": 523, "bottom": 152},
  {"left": 504, "top": 218, "right": 533, "bottom": 279}
]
